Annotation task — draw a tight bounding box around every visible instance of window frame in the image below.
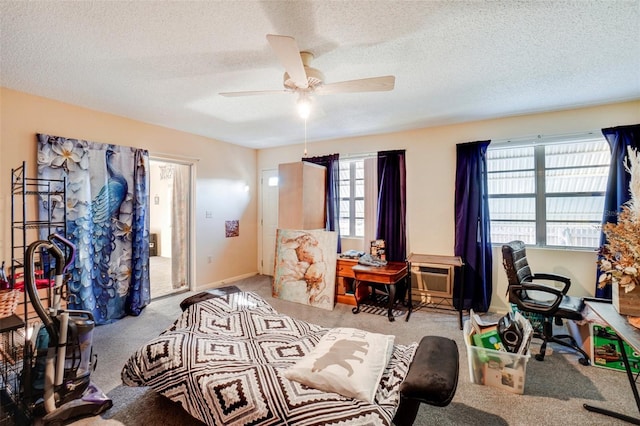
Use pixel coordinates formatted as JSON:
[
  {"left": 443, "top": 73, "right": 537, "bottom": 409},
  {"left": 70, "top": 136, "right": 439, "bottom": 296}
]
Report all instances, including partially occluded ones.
[
  {"left": 338, "top": 158, "right": 365, "bottom": 238},
  {"left": 487, "top": 137, "right": 610, "bottom": 249}
]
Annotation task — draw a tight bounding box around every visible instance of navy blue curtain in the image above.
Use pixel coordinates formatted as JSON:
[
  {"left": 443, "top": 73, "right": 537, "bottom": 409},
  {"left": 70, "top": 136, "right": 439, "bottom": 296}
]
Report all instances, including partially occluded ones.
[
  {"left": 303, "top": 154, "right": 341, "bottom": 252},
  {"left": 597, "top": 124, "right": 640, "bottom": 298},
  {"left": 454, "top": 140, "right": 492, "bottom": 312},
  {"left": 376, "top": 150, "right": 406, "bottom": 262}
]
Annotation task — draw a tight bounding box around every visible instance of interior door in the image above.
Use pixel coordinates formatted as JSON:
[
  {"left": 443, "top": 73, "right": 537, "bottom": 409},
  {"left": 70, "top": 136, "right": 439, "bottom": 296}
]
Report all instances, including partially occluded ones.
[
  {"left": 261, "top": 169, "right": 278, "bottom": 275},
  {"left": 149, "top": 158, "right": 192, "bottom": 298}
]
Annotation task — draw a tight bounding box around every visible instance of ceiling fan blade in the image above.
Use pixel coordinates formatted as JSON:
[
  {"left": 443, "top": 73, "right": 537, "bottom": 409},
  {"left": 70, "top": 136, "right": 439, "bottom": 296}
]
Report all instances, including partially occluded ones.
[
  {"left": 219, "top": 89, "right": 290, "bottom": 97},
  {"left": 266, "top": 34, "right": 309, "bottom": 89},
  {"left": 315, "top": 75, "right": 395, "bottom": 95}
]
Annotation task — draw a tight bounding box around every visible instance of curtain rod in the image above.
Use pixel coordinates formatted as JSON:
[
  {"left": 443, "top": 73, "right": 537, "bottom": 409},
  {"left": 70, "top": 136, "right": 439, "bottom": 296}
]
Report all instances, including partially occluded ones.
[
  {"left": 341, "top": 152, "right": 377, "bottom": 159},
  {"left": 491, "top": 130, "right": 602, "bottom": 147},
  {"left": 150, "top": 152, "right": 201, "bottom": 163}
]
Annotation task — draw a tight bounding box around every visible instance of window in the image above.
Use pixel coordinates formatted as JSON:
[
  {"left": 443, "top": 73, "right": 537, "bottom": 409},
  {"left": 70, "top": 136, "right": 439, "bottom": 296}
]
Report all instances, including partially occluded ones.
[
  {"left": 339, "top": 159, "right": 365, "bottom": 237},
  {"left": 487, "top": 137, "right": 610, "bottom": 248}
]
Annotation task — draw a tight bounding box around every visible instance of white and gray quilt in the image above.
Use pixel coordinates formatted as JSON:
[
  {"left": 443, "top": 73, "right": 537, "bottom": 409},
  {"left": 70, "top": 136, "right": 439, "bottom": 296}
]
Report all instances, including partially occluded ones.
[{"left": 121, "top": 291, "right": 417, "bottom": 425}]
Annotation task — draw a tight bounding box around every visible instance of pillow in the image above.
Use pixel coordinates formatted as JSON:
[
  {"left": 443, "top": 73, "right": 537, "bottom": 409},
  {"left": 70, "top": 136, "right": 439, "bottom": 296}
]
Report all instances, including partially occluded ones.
[{"left": 284, "top": 327, "right": 395, "bottom": 403}]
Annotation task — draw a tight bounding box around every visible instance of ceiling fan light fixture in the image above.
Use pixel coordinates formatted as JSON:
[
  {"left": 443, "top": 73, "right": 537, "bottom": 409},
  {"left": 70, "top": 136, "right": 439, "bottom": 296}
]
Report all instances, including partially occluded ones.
[
  {"left": 219, "top": 34, "right": 395, "bottom": 120},
  {"left": 297, "top": 93, "right": 312, "bottom": 120}
]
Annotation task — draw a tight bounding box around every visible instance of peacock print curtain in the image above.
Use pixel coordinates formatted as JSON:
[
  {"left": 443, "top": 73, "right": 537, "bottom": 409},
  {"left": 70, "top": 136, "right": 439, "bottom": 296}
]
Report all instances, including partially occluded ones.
[{"left": 37, "top": 134, "right": 151, "bottom": 324}]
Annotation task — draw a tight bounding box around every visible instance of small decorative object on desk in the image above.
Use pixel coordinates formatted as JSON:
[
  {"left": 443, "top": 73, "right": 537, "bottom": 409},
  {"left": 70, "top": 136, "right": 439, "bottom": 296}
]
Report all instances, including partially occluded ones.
[
  {"left": 598, "top": 146, "right": 640, "bottom": 317},
  {"left": 370, "top": 239, "right": 386, "bottom": 260}
]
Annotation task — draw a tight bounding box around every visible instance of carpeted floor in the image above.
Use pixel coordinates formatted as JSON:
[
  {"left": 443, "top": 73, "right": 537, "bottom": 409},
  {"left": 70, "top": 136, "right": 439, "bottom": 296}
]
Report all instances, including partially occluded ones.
[
  {"left": 150, "top": 256, "right": 187, "bottom": 299},
  {"left": 63, "top": 274, "right": 637, "bottom": 426}
]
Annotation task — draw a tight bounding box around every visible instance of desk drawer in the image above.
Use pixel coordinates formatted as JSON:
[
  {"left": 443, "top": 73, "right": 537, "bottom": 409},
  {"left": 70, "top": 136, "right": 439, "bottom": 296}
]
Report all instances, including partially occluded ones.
[{"left": 337, "top": 262, "right": 355, "bottom": 278}]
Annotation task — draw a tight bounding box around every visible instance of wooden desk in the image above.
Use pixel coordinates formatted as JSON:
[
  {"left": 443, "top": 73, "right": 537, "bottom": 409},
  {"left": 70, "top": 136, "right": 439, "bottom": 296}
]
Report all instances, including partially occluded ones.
[
  {"left": 351, "top": 262, "right": 408, "bottom": 322},
  {"left": 584, "top": 301, "right": 640, "bottom": 424}
]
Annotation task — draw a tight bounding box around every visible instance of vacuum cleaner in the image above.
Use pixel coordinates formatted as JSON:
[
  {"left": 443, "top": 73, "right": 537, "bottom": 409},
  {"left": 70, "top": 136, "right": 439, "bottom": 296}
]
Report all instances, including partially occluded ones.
[{"left": 22, "top": 233, "right": 112, "bottom": 425}]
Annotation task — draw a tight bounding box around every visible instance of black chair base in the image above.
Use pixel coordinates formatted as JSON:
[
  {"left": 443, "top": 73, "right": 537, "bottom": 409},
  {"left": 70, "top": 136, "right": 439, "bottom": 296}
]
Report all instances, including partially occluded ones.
[{"left": 534, "top": 319, "right": 590, "bottom": 365}]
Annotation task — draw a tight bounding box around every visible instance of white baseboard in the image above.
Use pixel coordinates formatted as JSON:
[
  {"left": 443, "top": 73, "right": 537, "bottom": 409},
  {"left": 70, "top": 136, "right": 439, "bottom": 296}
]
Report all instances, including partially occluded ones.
[{"left": 196, "top": 272, "right": 262, "bottom": 292}]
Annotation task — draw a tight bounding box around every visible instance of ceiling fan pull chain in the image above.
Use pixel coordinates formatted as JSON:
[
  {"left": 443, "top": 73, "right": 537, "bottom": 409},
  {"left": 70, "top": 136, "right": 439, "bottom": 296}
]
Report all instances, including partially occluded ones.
[{"left": 303, "top": 118, "right": 308, "bottom": 157}]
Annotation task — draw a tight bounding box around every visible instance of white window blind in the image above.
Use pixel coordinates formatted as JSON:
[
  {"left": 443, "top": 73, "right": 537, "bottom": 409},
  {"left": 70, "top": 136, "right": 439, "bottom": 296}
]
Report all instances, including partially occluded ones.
[{"left": 487, "top": 136, "right": 610, "bottom": 248}]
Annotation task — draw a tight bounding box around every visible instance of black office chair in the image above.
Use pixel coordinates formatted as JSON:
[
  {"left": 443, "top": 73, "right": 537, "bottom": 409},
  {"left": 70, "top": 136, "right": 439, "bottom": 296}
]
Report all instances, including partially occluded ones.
[{"left": 501, "top": 240, "right": 590, "bottom": 365}]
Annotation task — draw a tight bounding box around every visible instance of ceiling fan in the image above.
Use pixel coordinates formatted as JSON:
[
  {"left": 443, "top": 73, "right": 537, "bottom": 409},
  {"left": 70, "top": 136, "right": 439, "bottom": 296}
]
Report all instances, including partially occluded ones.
[{"left": 220, "top": 34, "right": 395, "bottom": 118}]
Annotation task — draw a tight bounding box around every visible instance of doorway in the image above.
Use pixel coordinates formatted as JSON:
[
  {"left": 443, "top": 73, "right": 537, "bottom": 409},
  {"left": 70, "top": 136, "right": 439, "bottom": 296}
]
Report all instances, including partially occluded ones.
[{"left": 149, "top": 158, "right": 192, "bottom": 298}]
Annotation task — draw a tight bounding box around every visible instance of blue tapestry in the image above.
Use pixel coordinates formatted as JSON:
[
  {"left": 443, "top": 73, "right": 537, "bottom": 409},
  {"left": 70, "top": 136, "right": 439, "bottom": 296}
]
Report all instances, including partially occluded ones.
[{"left": 37, "top": 134, "right": 150, "bottom": 324}]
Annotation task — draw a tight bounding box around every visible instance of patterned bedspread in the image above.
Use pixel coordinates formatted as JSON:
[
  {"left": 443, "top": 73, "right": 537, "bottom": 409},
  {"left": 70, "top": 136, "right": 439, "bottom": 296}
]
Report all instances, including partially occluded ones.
[{"left": 121, "top": 291, "right": 417, "bottom": 425}]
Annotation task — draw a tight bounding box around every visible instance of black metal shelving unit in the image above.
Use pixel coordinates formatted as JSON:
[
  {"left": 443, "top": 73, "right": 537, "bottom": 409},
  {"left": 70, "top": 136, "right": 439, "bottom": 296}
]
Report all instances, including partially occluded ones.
[
  {"left": 0, "top": 314, "right": 27, "bottom": 426},
  {"left": 11, "top": 162, "right": 67, "bottom": 291},
  {"left": 1, "top": 162, "right": 67, "bottom": 425}
]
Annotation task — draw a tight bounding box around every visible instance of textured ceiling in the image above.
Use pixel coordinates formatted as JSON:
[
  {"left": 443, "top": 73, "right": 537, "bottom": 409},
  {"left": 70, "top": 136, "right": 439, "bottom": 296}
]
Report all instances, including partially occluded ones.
[{"left": 1, "top": 0, "right": 639, "bottom": 149}]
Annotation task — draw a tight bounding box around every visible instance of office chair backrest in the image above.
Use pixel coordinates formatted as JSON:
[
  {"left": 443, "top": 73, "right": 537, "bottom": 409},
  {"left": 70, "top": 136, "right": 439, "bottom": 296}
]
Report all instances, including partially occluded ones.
[{"left": 501, "top": 240, "right": 533, "bottom": 302}]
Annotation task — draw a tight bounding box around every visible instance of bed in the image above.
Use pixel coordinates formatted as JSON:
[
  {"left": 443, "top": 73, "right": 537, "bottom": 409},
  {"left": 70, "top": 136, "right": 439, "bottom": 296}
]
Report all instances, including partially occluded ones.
[{"left": 121, "top": 290, "right": 458, "bottom": 425}]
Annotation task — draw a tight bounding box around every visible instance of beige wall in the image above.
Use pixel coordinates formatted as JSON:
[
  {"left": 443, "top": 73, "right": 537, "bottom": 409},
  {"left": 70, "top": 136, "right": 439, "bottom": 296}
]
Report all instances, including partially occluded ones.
[
  {"left": 0, "top": 87, "right": 258, "bottom": 290},
  {"left": 258, "top": 100, "right": 640, "bottom": 313},
  {"left": 2, "top": 85, "right": 638, "bottom": 312}
]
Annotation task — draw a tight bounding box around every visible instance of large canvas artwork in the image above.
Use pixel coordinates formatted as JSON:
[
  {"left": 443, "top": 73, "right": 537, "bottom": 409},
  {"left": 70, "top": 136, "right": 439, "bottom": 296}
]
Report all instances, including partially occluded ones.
[{"left": 273, "top": 229, "right": 338, "bottom": 310}]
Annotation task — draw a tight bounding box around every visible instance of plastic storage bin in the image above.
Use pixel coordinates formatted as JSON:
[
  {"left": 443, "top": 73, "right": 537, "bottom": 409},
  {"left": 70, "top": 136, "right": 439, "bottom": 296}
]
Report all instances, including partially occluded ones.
[{"left": 464, "top": 320, "right": 531, "bottom": 394}]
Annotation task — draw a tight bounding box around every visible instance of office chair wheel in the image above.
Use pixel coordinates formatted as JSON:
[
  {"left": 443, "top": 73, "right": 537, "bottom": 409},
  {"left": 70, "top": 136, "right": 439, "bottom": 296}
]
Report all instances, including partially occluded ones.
[
  {"left": 535, "top": 353, "right": 546, "bottom": 362},
  {"left": 578, "top": 357, "right": 590, "bottom": 366}
]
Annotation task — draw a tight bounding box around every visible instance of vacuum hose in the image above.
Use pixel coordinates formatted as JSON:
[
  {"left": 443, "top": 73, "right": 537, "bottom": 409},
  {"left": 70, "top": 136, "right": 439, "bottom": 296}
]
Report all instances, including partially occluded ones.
[
  {"left": 24, "top": 234, "right": 76, "bottom": 413},
  {"left": 24, "top": 240, "right": 62, "bottom": 341},
  {"left": 24, "top": 234, "right": 75, "bottom": 337}
]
